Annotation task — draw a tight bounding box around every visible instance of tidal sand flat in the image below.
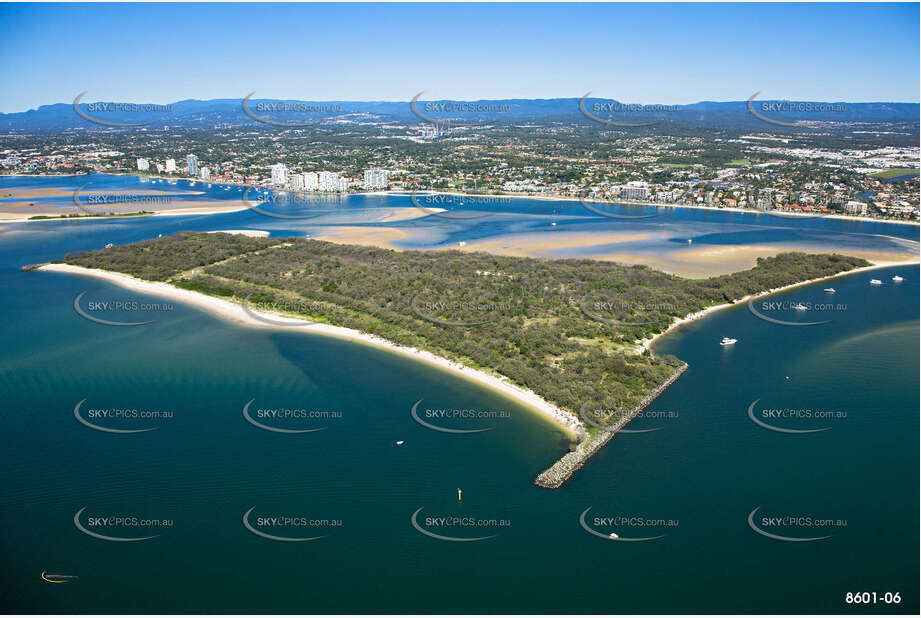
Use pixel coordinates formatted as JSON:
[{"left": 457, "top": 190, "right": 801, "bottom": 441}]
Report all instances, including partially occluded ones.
[
  {"left": 43, "top": 232, "right": 871, "bottom": 485},
  {"left": 453, "top": 231, "right": 651, "bottom": 257}
]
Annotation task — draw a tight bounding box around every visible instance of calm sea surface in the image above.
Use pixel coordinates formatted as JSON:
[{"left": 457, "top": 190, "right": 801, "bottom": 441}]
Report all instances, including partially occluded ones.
[{"left": 1, "top": 175, "right": 917, "bottom": 613}]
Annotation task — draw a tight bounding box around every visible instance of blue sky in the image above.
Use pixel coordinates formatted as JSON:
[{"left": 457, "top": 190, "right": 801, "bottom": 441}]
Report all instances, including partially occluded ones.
[{"left": 0, "top": 2, "right": 918, "bottom": 113}]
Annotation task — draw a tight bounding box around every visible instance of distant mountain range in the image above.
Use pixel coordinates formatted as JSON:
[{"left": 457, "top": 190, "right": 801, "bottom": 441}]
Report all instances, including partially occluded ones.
[{"left": 1, "top": 96, "right": 917, "bottom": 132}]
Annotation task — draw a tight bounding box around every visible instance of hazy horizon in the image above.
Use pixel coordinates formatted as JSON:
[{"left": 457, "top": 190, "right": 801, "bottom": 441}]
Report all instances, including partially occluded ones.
[{"left": 1, "top": 2, "right": 918, "bottom": 113}]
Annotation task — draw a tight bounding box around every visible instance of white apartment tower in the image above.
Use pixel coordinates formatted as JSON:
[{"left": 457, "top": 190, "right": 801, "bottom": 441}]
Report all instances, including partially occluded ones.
[
  {"left": 318, "top": 171, "right": 339, "bottom": 192},
  {"left": 363, "top": 169, "right": 388, "bottom": 190},
  {"left": 136, "top": 158, "right": 149, "bottom": 172},
  {"left": 622, "top": 181, "right": 649, "bottom": 200},
  {"left": 187, "top": 154, "right": 199, "bottom": 177},
  {"left": 270, "top": 163, "right": 288, "bottom": 187},
  {"left": 165, "top": 158, "right": 177, "bottom": 173}
]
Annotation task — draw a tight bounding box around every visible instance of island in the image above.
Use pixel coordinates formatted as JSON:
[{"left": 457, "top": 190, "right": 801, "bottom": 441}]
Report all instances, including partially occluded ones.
[{"left": 42, "top": 232, "right": 870, "bottom": 487}]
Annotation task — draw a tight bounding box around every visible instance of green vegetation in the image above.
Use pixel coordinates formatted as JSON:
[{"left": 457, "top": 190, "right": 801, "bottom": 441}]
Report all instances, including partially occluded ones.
[
  {"left": 65, "top": 232, "right": 869, "bottom": 436},
  {"left": 728, "top": 159, "right": 751, "bottom": 166},
  {"left": 29, "top": 211, "right": 153, "bottom": 220},
  {"left": 868, "top": 168, "right": 919, "bottom": 179}
]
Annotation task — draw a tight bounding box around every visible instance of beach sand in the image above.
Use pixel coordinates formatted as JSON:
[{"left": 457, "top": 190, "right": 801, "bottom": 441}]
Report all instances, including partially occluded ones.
[
  {"left": 39, "top": 262, "right": 585, "bottom": 440},
  {"left": 207, "top": 230, "right": 270, "bottom": 237},
  {"left": 312, "top": 226, "right": 413, "bottom": 248},
  {"left": 452, "top": 232, "right": 650, "bottom": 258}
]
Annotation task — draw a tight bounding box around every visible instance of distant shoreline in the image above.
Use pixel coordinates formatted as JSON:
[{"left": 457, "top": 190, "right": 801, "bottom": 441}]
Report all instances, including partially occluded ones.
[
  {"left": 360, "top": 189, "right": 920, "bottom": 226},
  {"left": 1, "top": 173, "right": 917, "bottom": 226}
]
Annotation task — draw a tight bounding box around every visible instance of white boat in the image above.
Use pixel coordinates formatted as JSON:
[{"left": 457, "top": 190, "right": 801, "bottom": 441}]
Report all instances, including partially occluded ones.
[
  {"left": 720, "top": 337, "right": 737, "bottom": 346},
  {"left": 892, "top": 275, "right": 904, "bottom": 282},
  {"left": 824, "top": 288, "right": 835, "bottom": 293},
  {"left": 793, "top": 303, "right": 808, "bottom": 311},
  {"left": 395, "top": 440, "right": 404, "bottom": 445},
  {"left": 104, "top": 243, "right": 114, "bottom": 249},
  {"left": 608, "top": 532, "right": 619, "bottom": 539},
  {"left": 870, "top": 279, "right": 882, "bottom": 285}
]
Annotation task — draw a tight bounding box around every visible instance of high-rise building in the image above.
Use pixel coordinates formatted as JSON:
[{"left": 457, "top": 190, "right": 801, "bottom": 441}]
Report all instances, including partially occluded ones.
[
  {"left": 165, "top": 159, "right": 176, "bottom": 173},
  {"left": 270, "top": 163, "right": 288, "bottom": 187},
  {"left": 187, "top": 154, "right": 199, "bottom": 177},
  {"left": 363, "top": 169, "right": 388, "bottom": 190},
  {"left": 289, "top": 173, "right": 305, "bottom": 191},
  {"left": 621, "top": 181, "right": 649, "bottom": 200},
  {"left": 136, "top": 158, "right": 149, "bottom": 172},
  {"left": 303, "top": 172, "right": 319, "bottom": 191},
  {"left": 338, "top": 177, "right": 349, "bottom": 192},
  {"left": 318, "top": 171, "right": 339, "bottom": 192},
  {"left": 200, "top": 167, "right": 210, "bottom": 180}
]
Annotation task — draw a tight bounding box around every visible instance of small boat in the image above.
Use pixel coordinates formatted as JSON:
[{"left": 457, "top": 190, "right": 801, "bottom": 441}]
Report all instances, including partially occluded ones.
[
  {"left": 687, "top": 239, "right": 692, "bottom": 244},
  {"left": 104, "top": 243, "right": 114, "bottom": 249},
  {"left": 551, "top": 222, "right": 557, "bottom": 226},
  {"left": 458, "top": 241, "right": 467, "bottom": 247},
  {"left": 824, "top": 288, "right": 835, "bottom": 293},
  {"left": 870, "top": 279, "right": 882, "bottom": 285},
  {"left": 793, "top": 303, "right": 808, "bottom": 311},
  {"left": 609, "top": 532, "right": 619, "bottom": 539},
  {"left": 395, "top": 440, "right": 404, "bottom": 445},
  {"left": 720, "top": 337, "right": 737, "bottom": 346},
  {"left": 892, "top": 275, "right": 904, "bottom": 282}
]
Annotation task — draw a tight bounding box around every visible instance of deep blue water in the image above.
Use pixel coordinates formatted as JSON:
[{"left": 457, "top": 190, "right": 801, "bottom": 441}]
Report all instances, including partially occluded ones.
[{"left": 0, "top": 175, "right": 918, "bottom": 614}]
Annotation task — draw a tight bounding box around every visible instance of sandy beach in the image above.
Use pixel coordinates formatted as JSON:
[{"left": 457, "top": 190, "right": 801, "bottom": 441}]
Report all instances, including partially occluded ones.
[
  {"left": 597, "top": 245, "right": 920, "bottom": 278},
  {"left": 39, "top": 262, "right": 585, "bottom": 440},
  {"left": 452, "top": 232, "right": 651, "bottom": 258},
  {"left": 312, "top": 225, "right": 413, "bottom": 248},
  {"left": 206, "top": 229, "right": 270, "bottom": 237}
]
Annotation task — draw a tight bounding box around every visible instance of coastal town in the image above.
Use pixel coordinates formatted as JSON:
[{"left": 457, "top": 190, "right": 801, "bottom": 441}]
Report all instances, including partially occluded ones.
[{"left": 1, "top": 115, "right": 917, "bottom": 221}]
